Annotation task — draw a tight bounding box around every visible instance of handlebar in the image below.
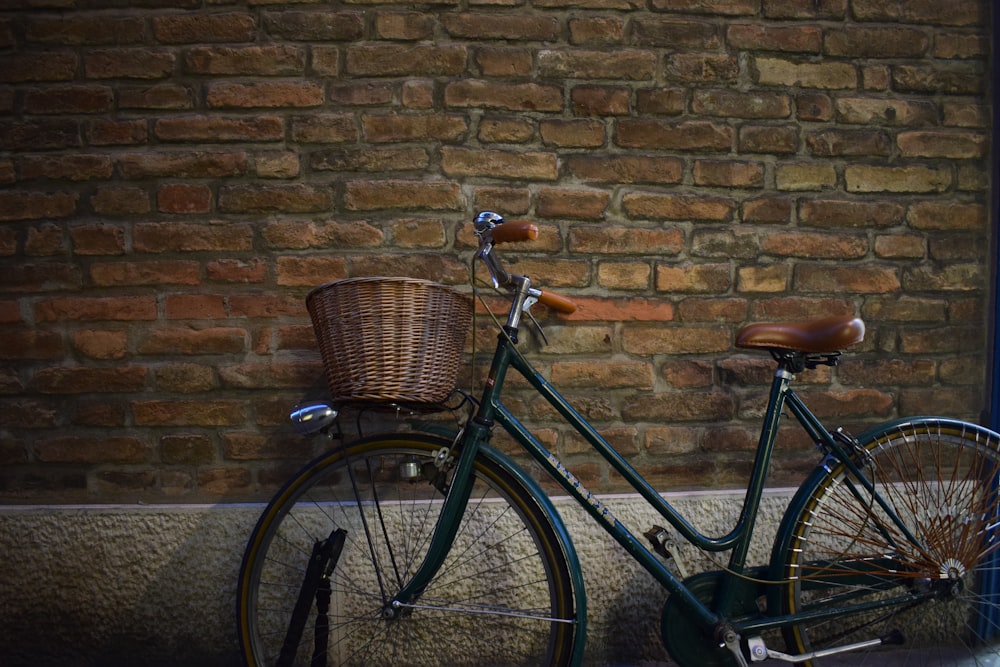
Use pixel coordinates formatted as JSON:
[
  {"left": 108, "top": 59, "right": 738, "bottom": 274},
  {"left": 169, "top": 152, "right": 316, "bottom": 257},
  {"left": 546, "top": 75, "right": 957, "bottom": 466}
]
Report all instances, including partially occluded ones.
[
  {"left": 473, "top": 212, "right": 577, "bottom": 324},
  {"left": 492, "top": 221, "right": 539, "bottom": 244},
  {"left": 536, "top": 289, "right": 577, "bottom": 314}
]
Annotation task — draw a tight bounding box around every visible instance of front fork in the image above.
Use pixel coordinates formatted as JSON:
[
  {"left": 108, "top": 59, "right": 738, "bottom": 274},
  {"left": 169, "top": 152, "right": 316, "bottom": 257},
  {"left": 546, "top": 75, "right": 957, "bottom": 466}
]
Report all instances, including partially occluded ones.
[{"left": 387, "top": 417, "right": 489, "bottom": 611}]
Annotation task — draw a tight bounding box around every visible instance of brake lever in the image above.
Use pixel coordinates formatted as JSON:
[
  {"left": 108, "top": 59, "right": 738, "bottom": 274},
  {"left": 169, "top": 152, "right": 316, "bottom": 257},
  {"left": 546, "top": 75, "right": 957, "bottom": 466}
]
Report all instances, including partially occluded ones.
[{"left": 523, "top": 292, "right": 549, "bottom": 346}]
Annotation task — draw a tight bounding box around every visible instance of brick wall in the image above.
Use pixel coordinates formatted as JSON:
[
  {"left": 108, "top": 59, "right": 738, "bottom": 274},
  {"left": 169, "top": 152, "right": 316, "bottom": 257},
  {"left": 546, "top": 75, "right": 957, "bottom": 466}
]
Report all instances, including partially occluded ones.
[{"left": 0, "top": 0, "right": 992, "bottom": 502}]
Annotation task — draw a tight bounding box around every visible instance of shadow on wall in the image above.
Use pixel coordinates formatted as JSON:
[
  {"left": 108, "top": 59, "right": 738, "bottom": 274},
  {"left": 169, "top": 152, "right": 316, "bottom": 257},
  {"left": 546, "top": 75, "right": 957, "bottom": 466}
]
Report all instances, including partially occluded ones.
[{"left": 0, "top": 505, "right": 254, "bottom": 667}]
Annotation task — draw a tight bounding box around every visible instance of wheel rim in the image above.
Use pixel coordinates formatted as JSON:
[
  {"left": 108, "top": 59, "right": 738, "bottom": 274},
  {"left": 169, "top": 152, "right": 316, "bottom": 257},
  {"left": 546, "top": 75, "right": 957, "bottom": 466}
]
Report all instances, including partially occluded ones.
[
  {"left": 239, "top": 438, "right": 575, "bottom": 666},
  {"left": 783, "top": 422, "right": 1000, "bottom": 664}
]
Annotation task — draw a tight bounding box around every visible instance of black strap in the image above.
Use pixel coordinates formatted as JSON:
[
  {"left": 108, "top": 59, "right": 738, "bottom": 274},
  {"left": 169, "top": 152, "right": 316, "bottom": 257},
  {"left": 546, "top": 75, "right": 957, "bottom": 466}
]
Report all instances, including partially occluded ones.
[
  {"left": 276, "top": 529, "right": 347, "bottom": 667},
  {"left": 312, "top": 529, "right": 347, "bottom": 666}
]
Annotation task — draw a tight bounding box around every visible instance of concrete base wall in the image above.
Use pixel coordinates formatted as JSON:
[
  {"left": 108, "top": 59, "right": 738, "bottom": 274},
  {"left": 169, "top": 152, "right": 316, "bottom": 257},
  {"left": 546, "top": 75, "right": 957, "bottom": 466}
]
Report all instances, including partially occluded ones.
[{"left": 0, "top": 488, "right": 797, "bottom": 667}]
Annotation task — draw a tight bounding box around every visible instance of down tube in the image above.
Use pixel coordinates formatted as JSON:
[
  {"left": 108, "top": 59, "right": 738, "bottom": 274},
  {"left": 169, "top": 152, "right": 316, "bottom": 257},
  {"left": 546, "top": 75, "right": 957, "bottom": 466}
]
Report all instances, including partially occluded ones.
[{"left": 491, "top": 402, "right": 721, "bottom": 630}]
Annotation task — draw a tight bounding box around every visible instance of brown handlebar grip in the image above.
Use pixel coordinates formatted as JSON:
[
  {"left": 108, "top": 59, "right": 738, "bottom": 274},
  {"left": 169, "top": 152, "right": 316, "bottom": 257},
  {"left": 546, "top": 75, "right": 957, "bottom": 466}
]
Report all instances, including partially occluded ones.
[
  {"left": 492, "top": 221, "right": 539, "bottom": 244},
  {"left": 538, "top": 289, "right": 577, "bottom": 314}
]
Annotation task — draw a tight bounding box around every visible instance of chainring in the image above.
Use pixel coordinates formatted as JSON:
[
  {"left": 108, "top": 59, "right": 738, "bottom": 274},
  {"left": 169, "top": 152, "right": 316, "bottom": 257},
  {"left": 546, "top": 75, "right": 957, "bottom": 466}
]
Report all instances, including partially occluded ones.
[{"left": 661, "top": 571, "right": 763, "bottom": 667}]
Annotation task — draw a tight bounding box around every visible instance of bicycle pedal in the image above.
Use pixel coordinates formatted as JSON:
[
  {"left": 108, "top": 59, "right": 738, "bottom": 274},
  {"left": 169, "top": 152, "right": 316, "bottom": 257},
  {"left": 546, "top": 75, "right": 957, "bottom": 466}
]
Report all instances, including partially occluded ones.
[
  {"left": 645, "top": 525, "right": 673, "bottom": 559},
  {"left": 645, "top": 525, "right": 689, "bottom": 577}
]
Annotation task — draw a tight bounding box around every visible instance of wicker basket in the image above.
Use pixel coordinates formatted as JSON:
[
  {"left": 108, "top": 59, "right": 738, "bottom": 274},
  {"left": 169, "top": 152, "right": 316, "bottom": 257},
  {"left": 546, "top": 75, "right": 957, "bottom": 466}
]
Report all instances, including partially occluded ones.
[{"left": 306, "top": 277, "right": 472, "bottom": 404}]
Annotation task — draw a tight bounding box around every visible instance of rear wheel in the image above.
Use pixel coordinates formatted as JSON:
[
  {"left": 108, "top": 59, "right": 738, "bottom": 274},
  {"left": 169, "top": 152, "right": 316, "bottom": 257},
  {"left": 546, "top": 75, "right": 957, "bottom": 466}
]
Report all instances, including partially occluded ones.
[
  {"left": 237, "top": 434, "right": 577, "bottom": 666},
  {"left": 779, "top": 419, "right": 1000, "bottom": 665}
]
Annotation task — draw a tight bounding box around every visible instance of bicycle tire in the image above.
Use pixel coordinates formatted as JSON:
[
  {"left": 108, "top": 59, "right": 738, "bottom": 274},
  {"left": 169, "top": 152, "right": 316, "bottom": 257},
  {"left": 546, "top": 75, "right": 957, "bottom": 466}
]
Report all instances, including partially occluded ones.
[
  {"left": 776, "top": 418, "right": 1000, "bottom": 665},
  {"left": 237, "top": 433, "right": 578, "bottom": 667}
]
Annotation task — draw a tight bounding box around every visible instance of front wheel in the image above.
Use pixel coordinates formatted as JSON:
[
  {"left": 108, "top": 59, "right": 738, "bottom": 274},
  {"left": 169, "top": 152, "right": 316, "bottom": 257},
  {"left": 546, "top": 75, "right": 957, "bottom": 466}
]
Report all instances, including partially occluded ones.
[
  {"left": 237, "top": 434, "right": 578, "bottom": 667},
  {"left": 777, "top": 419, "right": 1000, "bottom": 664}
]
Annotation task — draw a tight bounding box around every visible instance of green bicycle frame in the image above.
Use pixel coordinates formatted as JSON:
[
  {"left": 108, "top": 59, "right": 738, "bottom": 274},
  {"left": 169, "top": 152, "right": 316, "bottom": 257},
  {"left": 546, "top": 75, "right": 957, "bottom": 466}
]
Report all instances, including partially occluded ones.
[{"left": 392, "top": 328, "right": 923, "bottom": 640}]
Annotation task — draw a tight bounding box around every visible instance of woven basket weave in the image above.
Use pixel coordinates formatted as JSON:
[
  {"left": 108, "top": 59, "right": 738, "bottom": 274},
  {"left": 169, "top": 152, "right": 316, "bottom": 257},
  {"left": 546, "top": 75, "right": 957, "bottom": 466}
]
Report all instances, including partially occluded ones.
[{"left": 306, "top": 277, "right": 472, "bottom": 404}]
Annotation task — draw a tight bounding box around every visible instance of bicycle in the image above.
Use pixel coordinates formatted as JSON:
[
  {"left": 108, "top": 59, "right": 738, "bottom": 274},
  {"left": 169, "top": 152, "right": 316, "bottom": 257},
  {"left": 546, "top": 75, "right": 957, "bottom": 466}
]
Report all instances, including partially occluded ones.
[{"left": 237, "top": 211, "right": 1000, "bottom": 666}]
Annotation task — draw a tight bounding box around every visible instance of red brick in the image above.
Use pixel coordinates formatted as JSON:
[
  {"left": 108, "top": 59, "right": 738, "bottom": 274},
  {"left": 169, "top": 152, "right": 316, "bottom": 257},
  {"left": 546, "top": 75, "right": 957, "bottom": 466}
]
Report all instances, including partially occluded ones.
[
  {"left": 152, "top": 13, "right": 256, "bottom": 44},
  {"left": 565, "top": 155, "right": 683, "bottom": 184},
  {"left": 0, "top": 52, "right": 77, "bottom": 82},
  {"left": 445, "top": 80, "right": 562, "bottom": 112},
  {"left": 623, "top": 390, "right": 734, "bottom": 422},
  {"left": 376, "top": 11, "right": 435, "bottom": 40},
  {"left": 90, "top": 186, "right": 151, "bottom": 215},
  {"left": 0, "top": 190, "right": 77, "bottom": 222},
  {"left": 155, "top": 115, "right": 284, "bottom": 142},
  {"left": 692, "top": 89, "right": 791, "bottom": 118},
  {"left": 693, "top": 160, "right": 765, "bottom": 188},
  {"left": 346, "top": 45, "right": 466, "bottom": 76},
  {"left": 219, "top": 361, "right": 316, "bottom": 389},
  {"left": 132, "top": 400, "right": 247, "bottom": 426},
  {"left": 475, "top": 48, "right": 533, "bottom": 77},
  {"left": 478, "top": 117, "right": 533, "bottom": 143},
  {"left": 825, "top": 26, "right": 930, "bottom": 58},
  {"left": 667, "top": 53, "right": 739, "bottom": 83},
  {"left": 655, "top": 264, "right": 732, "bottom": 294},
  {"left": 290, "top": 114, "right": 359, "bottom": 143},
  {"left": 164, "top": 294, "right": 227, "bottom": 320},
  {"left": 24, "top": 16, "right": 145, "bottom": 45},
  {"left": 137, "top": 327, "right": 246, "bottom": 355},
  {"left": 19, "top": 154, "right": 114, "bottom": 181},
  {"left": 25, "top": 223, "right": 65, "bottom": 255},
  {"left": 218, "top": 183, "right": 332, "bottom": 213},
  {"left": 0, "top": 261, "right": 80, "bottom": 292},
  {"left": 84, "top": 49, "right": 175, "bottom": 79},
  {"left": 443, "top": 13, "right": 558, "bottom": 40},
  {"left": 70, "top": 224, "right": 126, "bottom": 256},
  {"left": 539, "top": 119, "right": 605, "bottom": 148},
  {"left": 633, "top": 17, "right": 721, "bottom": 48},
  {"left": 362, "top": 113, "right": 468, "bottom": 143},
  {"left": 197, "top": 468, "right": 252, "bottom": 494},
  {"left": 571, "top": 86, "right": 631, "bottom": 116},
  {"left": 536, "top": 189, "right": 609, "bottom": 219},
  {"left": 22, "top": 85, "right": 114, "bottom": 114},
  {"left": 0, "top": 330, "right": 64, "bottom": 360},
  {"left": 343, "top": 180, "right": 462, "bottom": 211},
  {"left": 275, "top": 256, "right": 350, "bottom": 287},
  {"left": 118, "top": 151, "right": 247, "bottom": 178},
  {"left": 539, "top": 48, "right": 656, "bottom": 80},
  {"left": 118, "top": 84, "right": 194, "bottom": 110},
  {"left": 738, "top": 125, "right": 799, "bottom": 153},
  {"left": 622, "top": 192, "right": 735, "bottom": 221},
  {"left": 0, "top": 300, "right": 22, "bottom": 325},
  {"left": 206, "top": 259, "right": 268, "bottom": 284},
  {"left": 35, "top": 296, "right": 157, "bottom": 323},
  {"left": 851, "top": 0, "right": 983, "bottom": 26},
  {"left": 72, "top": 330, "right": 128, "bottom": 360},
  {"left": 206, "top": 81, "right": 324, "bottom": 108},
  {"left": 635, "top": 88, "right": 685, "bottom": 115},
  {"left": 34, "top": 436, "right": 151, "bottom": 463},
  {"left": 262, "top": 10, "right": 364, "bottom": 41},
  {"left": 727, "top": 23, "right": 822, "bottom": 53},
  {"left": 90, "top": 260, "right": 201, "bottom": 287},
  {"left": 161, "top": 434, "right": 215, "bottom": 464},
  {"left": 570, "top": 226, "right": 683, "bottom": 255},
  {"left": 33, "top": 366, "right": 148, "bottom": 393},
  {"left": 795, "top": 265, "right": 901, "bottom": 293},
  {"left": 763, "top": 231, "right": 868, "bottom": 258},
  {"left": 155, "top": 364, "right": 217, "bottom": 393},
  {"left": 156, "top": 184, "right": 212, "bottom": 214},
  {"left": 616, "top": 119, "right": 733, "bottom": 151},
  {"left": 135, "top": 222, "right": 253, "bottom": 252},
  {"left": 87, "top": 119, "right": 148, "bottom": 146},
  {"left": 0, "top": 119, "right": 81, "bottom": 151},
  {"left": 907, "top": 201, "right": 985, "bottom": 231}
]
